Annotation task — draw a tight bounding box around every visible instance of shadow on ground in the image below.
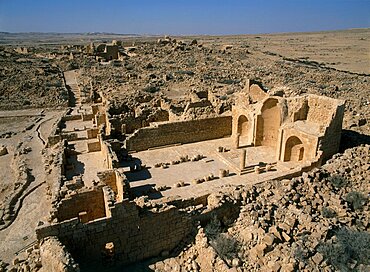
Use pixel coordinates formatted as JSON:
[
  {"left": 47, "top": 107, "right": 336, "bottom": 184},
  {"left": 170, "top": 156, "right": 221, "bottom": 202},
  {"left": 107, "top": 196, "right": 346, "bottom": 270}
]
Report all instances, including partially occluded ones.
[{"left": 339, "top": 130, "right": 370, "bottom": 152}]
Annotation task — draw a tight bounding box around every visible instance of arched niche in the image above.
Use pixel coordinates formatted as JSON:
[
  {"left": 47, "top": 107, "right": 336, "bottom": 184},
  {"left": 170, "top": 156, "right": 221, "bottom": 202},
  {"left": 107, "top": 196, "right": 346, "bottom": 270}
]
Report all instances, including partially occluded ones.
[
  {"left": 284, "top": 136, "right": 305, "bottom": 162},
  {"left": 255, "top": 98, "right": 281, "bottom": 148},
  {"left": 237, "top": 115, "right": 249, "bottom": 146}
]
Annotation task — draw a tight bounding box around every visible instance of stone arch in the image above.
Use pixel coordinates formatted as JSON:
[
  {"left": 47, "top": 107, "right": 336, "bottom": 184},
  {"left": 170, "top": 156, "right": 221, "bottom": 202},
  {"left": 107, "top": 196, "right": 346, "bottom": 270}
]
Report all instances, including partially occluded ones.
[
  {"left": 237, "top": 115, "right": 249, "bottom": 146},
  {"left": 255, "top": 98, "right": 281, "bottom": 148},
  {"left": 284, "top": 136, "right": 305, "bottom": 162}
]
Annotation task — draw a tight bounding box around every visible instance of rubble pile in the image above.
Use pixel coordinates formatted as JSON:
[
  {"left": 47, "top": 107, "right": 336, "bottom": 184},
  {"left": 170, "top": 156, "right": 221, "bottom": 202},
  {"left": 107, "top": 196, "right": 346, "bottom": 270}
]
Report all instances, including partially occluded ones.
[{"left": 154, "top": 145, "right": 369, "bottom": 272}]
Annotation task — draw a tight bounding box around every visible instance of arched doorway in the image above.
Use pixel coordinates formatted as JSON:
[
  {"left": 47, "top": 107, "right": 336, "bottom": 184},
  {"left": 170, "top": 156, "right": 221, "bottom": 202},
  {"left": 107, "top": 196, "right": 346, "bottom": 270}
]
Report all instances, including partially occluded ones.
[
  {"left": 237, "top": 115, "right": 249, "bottom": 146},
  {"left": 284, "top": 136, "right": 305, "bottom": 162},
  {"left": 255, "top": 98, "right": 281, "bottom": 148}
]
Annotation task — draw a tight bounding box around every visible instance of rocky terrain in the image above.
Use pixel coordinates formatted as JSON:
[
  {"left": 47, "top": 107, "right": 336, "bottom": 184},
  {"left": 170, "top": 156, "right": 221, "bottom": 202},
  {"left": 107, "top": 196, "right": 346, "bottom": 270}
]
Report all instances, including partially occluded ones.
[
  {"left": 75, "top": 30, "right": 370, "bottom": 135},
  {"left": 0, "top": 47, "right": 69, "bottom": 110},
  {"left": 150, "top": 145, "right": 369, "bottom": 272}
]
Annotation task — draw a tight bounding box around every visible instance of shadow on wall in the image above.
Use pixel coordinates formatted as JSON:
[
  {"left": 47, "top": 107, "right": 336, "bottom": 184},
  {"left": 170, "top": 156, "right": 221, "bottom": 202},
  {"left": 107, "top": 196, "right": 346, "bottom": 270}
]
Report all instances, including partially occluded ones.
[
  {"left": 66, "top": 85, "right": 76, "bottom": 107},
  {"left": 130, "top": 183, "right": 163, "bottom": 199},
  {"left": 340, "top": 130, "right": 370, "bottom": 152},
  {"left": 124, "top": 168, "right": 152, "bottom": 183},
  {"left": 65, "top": 155, "right": 85, "bottom": 180}
]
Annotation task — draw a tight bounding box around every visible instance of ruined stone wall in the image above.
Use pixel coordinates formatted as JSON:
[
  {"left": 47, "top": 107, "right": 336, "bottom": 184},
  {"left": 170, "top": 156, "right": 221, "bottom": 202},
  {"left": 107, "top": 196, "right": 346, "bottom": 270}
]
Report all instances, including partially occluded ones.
[
  {"left": 47, "top": 110, "right": 69, "bottom": 147},
  {"left": 126, "top": 116, "right": 232, "bottom": 152},
  {"left": 319, "top": 102, "right": 345, "bottom": 161},
  {"left": 184, "top": 100, "right": 212, "bottom": 112},
  {"left": 54, "top": 187, "right": 106, "bottom": 222},
  {"left": 37, "top": 201, "right": 192, "bottom": 268},
  {"left": 62, "top": 115, "right": 82, "bottom": 122},
  {"left": 97, "top": 170, "right": 117, "bottom": 194},
  {"left": 100, "top": 137, "right": 119, "bottom": 169},
  {"left": 47, "top": 135, "right": 62, "bottom": 147},
  {"left": 40, "top": 237, "right": 80, "bottom": 272},
  {"left": 306, "top": 96, "right": 338, "bottom": 127},
  {"left": 81, "top": 113, "right": 93, "bottom": 121}
]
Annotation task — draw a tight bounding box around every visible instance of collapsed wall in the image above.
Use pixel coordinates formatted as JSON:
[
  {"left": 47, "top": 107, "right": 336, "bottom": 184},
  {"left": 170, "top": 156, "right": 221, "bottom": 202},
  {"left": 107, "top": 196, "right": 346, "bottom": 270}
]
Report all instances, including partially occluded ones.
[{"left": 40, "top": 237, "right": 80, "bottom": 272}]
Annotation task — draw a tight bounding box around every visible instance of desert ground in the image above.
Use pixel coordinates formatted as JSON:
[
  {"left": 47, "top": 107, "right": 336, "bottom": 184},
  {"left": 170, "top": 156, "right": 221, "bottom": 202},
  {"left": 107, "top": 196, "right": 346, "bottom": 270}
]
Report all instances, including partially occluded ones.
[{"left": 0, "top": 28, "right": 369, "bottom": 272}]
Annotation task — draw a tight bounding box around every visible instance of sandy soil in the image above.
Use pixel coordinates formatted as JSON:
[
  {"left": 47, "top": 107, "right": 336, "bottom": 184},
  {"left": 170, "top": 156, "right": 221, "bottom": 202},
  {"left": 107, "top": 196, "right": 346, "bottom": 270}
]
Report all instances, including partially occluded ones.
[{"left": 0, "top": 109, "right": 63, "bottom": 262}]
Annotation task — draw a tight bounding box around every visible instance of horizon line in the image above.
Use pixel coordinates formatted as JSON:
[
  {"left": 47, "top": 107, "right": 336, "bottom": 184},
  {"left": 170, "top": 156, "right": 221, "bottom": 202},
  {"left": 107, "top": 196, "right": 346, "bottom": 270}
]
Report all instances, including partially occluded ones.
[{"left": 1, "top": 27, "right": 369, "bottom": 37}]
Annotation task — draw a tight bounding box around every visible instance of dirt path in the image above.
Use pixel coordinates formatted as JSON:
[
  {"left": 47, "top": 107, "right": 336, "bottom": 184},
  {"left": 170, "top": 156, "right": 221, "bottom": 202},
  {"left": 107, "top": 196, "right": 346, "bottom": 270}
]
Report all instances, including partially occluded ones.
[{"left": 64, "top": 70, "right": 81, "bottom": 108}]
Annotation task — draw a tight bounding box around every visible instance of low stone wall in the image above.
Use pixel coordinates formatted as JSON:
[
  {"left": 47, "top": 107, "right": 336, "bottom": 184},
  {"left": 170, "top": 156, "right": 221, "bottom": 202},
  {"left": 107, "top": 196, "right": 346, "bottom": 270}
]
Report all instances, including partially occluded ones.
[
  {"left": 126, "top": 116, "right": 232, "bottom": 152},
  {"left": 61, "top": 133, "right": 78, "bottom": 141},
  {"left": 47, "top": 135, "right": 62, "bottom": 147},
  {"left": 82, "top": 113, "right": 94, "bottom": 121},
  {"left": 62, "top": 115, "right": 81, "bottom": 122},
  {"left": 97, "top": 170, "right": 117, "bottom": 193},
  {"left": 47, "top": 110, "right": 69, "bottom": 147}
]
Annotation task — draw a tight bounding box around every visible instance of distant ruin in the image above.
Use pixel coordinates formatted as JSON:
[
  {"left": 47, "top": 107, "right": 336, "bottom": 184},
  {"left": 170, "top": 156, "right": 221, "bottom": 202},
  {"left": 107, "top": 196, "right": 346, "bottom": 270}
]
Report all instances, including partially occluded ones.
[
  {"left": 86, "top": 41, "right": 123, "bottom": 62},
  {"left": 35, "top": 77, "right": 345, "bottom": 270}
]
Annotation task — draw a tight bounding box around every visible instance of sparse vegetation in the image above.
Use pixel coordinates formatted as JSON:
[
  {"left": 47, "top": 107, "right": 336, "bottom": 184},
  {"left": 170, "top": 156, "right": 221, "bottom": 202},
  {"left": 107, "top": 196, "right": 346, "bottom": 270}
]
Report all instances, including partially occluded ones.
[
  {"left": 321, "top": 207, "right": 337, "bottom": 218},
  {"left": 318, "top": 228, "right": 370, "bottom": 271},
  {"left": 294, "top": 246, "right": 310, "bottom": 264},
  {"left": 209, "top": 233, "right": 238, "bottom": 260},
  {"left": 204, "top": 216, "right": 221, "bottom": 238},
  {"left": 327, "top": 174, "right": 348, "bottom": 189},
  {"left": 345, "top": 191, "right": 367, "bottom": 210}
]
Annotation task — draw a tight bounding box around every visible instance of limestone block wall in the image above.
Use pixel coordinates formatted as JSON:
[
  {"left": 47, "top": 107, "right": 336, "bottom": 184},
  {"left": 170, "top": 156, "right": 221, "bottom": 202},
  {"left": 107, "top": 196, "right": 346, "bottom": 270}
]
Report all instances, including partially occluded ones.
[
  {"left": 126, "top": 116, "right": 232, "bottom": 152},
  {"left": 54, "top": 187, "right": 106, "bottom": 222},
  {"left": 116, "top": 170, "right": 130, "bottom": 201},
  {"left": 97, "top": 170, "right": 117, "bottom": 194},
  {"left": 183, "top": 100, "right": 212, "bottom": 113},
  {"left": 232, "top": 106, "right": 255, "bottom": 146},
  {"left": 87, "top": 141, "right": 101, "bottom": 152},
  {"left": 87, "top": 128, "right": 98, "bottom": 139},
  {"left": 47, "top": 110, "right": 69, "bottom": 147},
  {"left": 81, "top": 113, "right": 93, "bottom": 121},
  {"left": 37, "top": 201, "right": 192, "bottom": 268},
  {"left": 61, "top": 133, "right": 78, "bottom": 141},
  {"left": 306, "top": 96, "right": 337, "bottom": 127},
  {"left": 95, "top": 113, "right": 106, "bottom": 127}
]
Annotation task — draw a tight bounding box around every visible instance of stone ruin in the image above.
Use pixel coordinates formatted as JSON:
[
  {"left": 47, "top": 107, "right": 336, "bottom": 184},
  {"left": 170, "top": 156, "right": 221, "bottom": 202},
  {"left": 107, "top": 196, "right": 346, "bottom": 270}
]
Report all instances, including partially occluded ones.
[
  {"left": 232, "top": 80, "right": 345, "bottom": 164},
  {"left": 32, "top": 79, "right": 344, "bottom": 271},
  {"left": 86, "top": 42, "right": 121, "bottom": 62}
]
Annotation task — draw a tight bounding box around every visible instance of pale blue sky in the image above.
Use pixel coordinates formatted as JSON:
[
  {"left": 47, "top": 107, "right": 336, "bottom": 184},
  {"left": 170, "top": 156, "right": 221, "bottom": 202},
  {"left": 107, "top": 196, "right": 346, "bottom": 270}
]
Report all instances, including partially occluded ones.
[{"left": 0, "top": 0, "right": 369, "bottom": 34}]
